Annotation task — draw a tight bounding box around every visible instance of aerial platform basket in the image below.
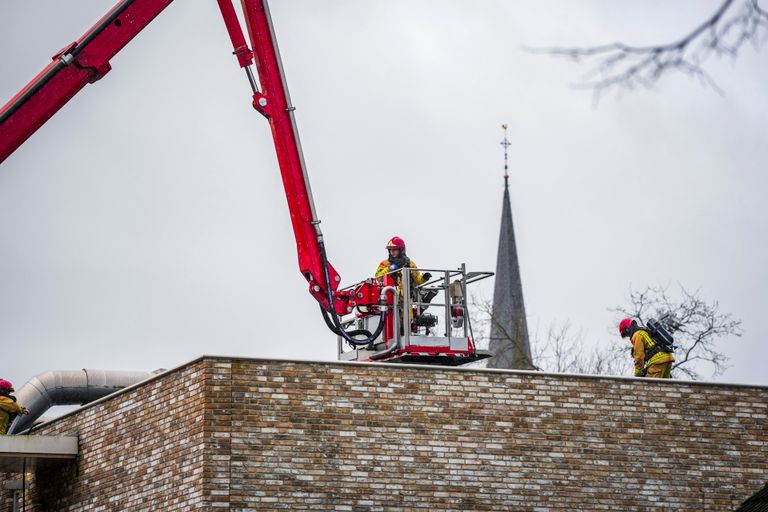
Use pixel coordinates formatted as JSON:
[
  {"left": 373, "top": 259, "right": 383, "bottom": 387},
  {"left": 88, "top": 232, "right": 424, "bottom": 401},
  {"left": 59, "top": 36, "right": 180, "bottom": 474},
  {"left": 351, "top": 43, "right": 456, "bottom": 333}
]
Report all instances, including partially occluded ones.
[{"left": 337, "top": 265, "right": 493, "bottom": 366}]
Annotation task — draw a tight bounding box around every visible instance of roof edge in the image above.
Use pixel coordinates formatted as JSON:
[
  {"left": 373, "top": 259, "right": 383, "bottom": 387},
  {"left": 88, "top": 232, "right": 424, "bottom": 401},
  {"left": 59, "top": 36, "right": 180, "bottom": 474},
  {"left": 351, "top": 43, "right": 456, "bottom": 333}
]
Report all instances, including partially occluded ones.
[
  {"left": 28, "top": 354, "right": 768, "bottom": 432},
  {"left": 29, "top": 355, "right": 208, "bottom": 434},
  {"left": 200, "top": 355, "right": 767, "bottom": 390}
]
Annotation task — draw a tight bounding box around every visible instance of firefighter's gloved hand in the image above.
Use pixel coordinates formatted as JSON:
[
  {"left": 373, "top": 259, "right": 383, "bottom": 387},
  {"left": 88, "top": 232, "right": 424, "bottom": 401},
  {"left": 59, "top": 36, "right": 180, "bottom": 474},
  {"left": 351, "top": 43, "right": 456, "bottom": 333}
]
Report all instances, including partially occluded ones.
[{"left": 422, "top": 272, "right": 432, "bottom": 282}]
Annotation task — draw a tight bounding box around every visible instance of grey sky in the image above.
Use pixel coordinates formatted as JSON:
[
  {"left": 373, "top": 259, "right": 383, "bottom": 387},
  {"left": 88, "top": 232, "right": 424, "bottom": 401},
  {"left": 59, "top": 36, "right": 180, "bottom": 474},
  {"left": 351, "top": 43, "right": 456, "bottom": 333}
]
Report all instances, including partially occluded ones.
[{"left": 1, "top": 1, "right": 766, "bottom": 388}]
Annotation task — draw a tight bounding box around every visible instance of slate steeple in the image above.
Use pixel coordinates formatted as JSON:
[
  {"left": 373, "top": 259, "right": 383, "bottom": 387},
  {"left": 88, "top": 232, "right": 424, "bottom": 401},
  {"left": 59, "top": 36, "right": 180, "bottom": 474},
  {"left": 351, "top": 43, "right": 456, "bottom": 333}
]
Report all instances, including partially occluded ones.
[{"left": 487, "top": 124, "right": 534, "bottom": 370}]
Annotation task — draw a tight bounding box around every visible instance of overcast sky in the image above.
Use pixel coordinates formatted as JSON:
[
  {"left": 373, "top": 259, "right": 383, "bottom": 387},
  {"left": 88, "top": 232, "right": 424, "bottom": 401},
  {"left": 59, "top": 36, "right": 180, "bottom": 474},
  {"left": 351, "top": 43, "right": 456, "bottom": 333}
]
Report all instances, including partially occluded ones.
[{"left": 1, "top": 0, "right": 766, "bottom": 389}]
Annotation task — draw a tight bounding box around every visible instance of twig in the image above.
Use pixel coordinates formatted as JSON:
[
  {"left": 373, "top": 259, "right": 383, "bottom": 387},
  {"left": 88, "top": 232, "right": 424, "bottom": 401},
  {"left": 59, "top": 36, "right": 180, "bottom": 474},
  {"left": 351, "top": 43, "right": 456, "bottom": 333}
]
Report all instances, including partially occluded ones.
[{"left": 527, "top": 0, "right": 768, "bottom": 101}]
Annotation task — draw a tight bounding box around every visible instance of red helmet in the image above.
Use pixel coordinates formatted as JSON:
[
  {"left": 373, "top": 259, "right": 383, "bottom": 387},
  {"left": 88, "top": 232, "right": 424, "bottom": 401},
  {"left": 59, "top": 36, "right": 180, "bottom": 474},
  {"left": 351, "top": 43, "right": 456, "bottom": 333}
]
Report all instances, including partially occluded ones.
[
  {"left": 619, "top": 318, "right": 635, "bottom": 338},
  {"left": 386, "top": 237, "right": 406, "bottom": 251},
  {"left": 0, "top": 379, "right": 14, "bottom": 393}
]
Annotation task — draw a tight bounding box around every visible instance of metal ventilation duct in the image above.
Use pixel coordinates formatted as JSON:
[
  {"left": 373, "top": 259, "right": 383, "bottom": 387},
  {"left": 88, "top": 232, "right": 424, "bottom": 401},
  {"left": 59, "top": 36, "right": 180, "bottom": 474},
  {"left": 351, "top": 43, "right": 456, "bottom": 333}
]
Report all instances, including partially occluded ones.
[{"left": 8, "top": 369, "right": 152, "bottom": 435}]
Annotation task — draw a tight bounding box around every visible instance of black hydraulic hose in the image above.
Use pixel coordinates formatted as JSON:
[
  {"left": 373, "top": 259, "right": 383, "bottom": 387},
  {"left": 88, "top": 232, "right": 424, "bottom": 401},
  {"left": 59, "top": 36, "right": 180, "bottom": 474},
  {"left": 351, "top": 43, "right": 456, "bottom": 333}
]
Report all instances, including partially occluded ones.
[
  {"left": 321, "top": 307, "right": 385, "bottom": 345},
  {"left": 369, "top": 342, "right": 400, "bottom": 360},
  {"left": 318, "top": 240, "right": 385, "bottom": 346},
  {"left": 321, "top": 306, "right": 343, "bottom": 336},
  {"left": 322, "top": 306, "right": 383, "bottom": 347}
]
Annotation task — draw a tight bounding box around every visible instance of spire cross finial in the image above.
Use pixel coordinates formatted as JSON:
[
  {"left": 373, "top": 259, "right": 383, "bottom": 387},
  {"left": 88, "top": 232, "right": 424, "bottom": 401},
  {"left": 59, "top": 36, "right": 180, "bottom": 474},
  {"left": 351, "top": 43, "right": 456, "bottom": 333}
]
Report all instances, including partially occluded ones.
[{"left": 500, "top": 123, "right": 511, "bottom": 186}]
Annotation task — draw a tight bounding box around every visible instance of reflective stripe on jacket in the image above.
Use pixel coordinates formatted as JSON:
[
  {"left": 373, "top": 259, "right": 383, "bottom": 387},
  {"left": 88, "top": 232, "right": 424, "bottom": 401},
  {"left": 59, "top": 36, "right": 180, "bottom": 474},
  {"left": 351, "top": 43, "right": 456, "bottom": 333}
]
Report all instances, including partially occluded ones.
[
  {"left": 631, "top": 330, "right": 675, "bottom": 377},
  {"left": 375, "top": 259, "right": 424, "bottom": 286}
]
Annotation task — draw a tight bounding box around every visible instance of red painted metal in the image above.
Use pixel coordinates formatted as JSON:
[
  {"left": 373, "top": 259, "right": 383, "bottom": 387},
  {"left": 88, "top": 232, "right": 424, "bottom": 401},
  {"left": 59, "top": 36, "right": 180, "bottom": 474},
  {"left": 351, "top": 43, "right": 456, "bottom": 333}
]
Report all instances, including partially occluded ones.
[
  {"left": 0, "top": 0, "right": 343, "bottom": 311},
  {"left": 364, "top": 343, "right": 485, "bottom": 366},
  {"left": 237, "top": 0, "right": 342, "bottom": 310},
  {"left": 346, "top": 280, "right": 383, "bottom": 314},
  {"left": 0, "top": 1, "right": 486, "bottom": 365},
  {"left": 0, "top": 0, "right": 174, "bottom": 164},
  {"left": 382, "top": 274, "right": 397, "bottom": 343},
  {"left": 216, "top": 0, "right": 254, "bottom": 68}
]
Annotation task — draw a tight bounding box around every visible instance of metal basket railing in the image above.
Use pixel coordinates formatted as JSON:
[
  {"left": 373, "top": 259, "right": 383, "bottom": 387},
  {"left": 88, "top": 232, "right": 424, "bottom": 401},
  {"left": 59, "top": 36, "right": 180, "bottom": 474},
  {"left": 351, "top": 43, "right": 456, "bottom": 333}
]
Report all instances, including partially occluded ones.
[{"left": 337, "top": 264, "right": 492, "bottom": 360}]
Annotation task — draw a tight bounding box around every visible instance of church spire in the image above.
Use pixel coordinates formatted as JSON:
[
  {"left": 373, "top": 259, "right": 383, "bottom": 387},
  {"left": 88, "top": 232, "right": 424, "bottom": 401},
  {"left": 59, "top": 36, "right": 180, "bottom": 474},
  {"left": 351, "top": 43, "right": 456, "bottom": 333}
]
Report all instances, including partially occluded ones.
[{"left": 487, "top": 124, "right": 533, "bottom": 370}]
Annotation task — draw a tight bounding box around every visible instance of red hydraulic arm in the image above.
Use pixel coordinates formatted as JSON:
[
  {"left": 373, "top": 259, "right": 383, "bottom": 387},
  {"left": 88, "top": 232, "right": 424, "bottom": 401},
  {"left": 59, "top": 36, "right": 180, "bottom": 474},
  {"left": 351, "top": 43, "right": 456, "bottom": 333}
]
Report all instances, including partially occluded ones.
[
  {"left": 0, "top": 0, "right": 382, "bottom": 343},
  {"left": 217, "top": 0, "right": 345, "bottom": 313},
  {"left": 218, "top": 2, "right": 385, "bottom": 346}
]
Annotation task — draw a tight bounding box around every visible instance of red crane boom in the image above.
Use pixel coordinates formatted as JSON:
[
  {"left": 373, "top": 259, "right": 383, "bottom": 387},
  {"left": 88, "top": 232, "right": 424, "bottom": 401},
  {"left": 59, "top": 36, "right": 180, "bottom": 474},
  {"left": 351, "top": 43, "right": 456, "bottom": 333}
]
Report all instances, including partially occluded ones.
[
  {"left": 0, "top": 0, "right": 344, "bottom": 311},
  {"left": 0, "top": 0, "right": 492, "bottom": 364}
]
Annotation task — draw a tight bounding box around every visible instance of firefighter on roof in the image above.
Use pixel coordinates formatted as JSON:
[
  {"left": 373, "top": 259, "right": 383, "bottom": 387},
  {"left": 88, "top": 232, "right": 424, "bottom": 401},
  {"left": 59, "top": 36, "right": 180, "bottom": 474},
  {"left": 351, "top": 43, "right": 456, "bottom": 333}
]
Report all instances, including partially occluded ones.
[
  {"left": 0, "top": 380, "right": 29, "bottom": 435},
  {"left": 619, "top": 318, "right": 675, "bottom": 378}
]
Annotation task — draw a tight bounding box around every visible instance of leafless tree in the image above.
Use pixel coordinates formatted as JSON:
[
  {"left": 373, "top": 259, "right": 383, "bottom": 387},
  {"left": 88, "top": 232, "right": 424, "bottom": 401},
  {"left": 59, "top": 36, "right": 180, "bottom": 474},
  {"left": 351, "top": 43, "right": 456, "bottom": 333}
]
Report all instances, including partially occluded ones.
[
  {"left": 611, "top": 285, "right": 742, "bottom": 379},
  {"left": 466, "top": 297, "right": 491, "bottom": 368},
  {"left": 530, "top": 0, "right": 768, "bottom": 100},
  {"left": 472, "top": 285, "right": 741, "bottom": 379},
  {"left": 470, "top": 298, "right": 539, "bottom": 370},
  {"left": 531, "top": 321, "right": 630, "bottom": 376},
  {"left": 470, "top": 297, "right": 629, "bottom": 375}
]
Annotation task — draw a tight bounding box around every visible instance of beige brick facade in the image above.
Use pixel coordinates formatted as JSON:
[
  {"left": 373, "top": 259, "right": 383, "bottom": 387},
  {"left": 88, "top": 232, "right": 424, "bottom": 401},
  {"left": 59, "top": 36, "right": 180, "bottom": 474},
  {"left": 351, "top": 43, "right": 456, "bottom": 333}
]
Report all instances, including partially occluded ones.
[{"left": 3, "top": 356, "right": 767, "bottom": 510}]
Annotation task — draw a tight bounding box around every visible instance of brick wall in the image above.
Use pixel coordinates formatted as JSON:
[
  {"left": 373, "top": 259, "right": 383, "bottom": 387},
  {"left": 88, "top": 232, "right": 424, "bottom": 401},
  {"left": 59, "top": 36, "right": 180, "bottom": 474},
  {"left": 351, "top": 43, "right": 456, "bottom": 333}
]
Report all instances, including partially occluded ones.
[
  {"left": 4, "top": 356, "right": 767, "bottom": 511},
  {"left": 8, "top": 362, "right": 208, "bottom": 511}
]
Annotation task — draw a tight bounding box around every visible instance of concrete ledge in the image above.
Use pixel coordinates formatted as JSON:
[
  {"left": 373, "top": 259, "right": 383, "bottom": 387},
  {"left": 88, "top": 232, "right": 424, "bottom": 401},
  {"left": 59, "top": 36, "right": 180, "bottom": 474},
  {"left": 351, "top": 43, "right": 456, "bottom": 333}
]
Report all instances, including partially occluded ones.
[{"left": 0, "top": 435, "right": 78, "bottom": 473}]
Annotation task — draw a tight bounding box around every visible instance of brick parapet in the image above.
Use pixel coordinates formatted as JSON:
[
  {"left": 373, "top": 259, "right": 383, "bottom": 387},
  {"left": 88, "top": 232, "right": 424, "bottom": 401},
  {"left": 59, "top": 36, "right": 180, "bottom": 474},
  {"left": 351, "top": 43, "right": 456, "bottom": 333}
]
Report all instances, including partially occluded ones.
[
  {"left": 216, "top": 358, "right": 768, "bottom": 511},
  {"left": 2, "top": 356, "right": 766, "bottom": 511}
]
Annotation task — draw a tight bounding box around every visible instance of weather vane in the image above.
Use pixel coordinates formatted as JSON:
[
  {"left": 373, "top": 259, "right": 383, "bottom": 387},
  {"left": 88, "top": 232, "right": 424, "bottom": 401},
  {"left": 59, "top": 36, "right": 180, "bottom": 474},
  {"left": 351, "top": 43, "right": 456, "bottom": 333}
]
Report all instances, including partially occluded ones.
[{"left": 500, "top": 123, "right": 511, "bottom": 185}]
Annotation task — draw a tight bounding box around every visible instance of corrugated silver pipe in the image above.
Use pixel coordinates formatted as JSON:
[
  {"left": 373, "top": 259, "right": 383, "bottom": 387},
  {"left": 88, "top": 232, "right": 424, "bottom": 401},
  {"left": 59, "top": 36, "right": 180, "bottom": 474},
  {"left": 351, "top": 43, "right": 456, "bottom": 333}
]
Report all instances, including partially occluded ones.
[{"left": 8, "top": 369, "right": 153, "bottom": 434}]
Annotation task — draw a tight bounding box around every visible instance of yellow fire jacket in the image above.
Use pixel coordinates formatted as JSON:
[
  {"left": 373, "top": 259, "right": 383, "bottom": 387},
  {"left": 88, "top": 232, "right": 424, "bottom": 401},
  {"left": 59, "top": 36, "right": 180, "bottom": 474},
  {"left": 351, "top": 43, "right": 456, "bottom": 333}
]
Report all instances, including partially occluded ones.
[
  {"left": 375, "top": 258, "right": 425, "bottom": 287},
  {"left": 0, "top": 396, "right": 24, "bottom": 435},
  {"left": 632, "top": 330, "right": 675, "bottom": 377}
]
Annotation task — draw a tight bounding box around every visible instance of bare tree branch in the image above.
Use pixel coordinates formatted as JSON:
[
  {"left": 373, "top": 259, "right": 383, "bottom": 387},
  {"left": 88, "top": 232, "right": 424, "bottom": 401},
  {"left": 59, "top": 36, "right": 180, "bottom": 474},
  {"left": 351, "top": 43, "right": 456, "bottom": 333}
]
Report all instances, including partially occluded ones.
[
  {"left": 611, "top": 285, "right": 742, "bottom": 379},
  {"left": 471, "top": 297, "right": 540, "bottom": 370},
  {"left": 470, "top": 295, "right": 629, "bottom": 375},
  {"left": 472, "top": 284, "right": 741, "bottom": 380},
  {"left": 528, "top": 0, "right": 768, "bottom": 101},
  {"left": 533, "top": 321, "right": 630, "bottom": 376}
]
